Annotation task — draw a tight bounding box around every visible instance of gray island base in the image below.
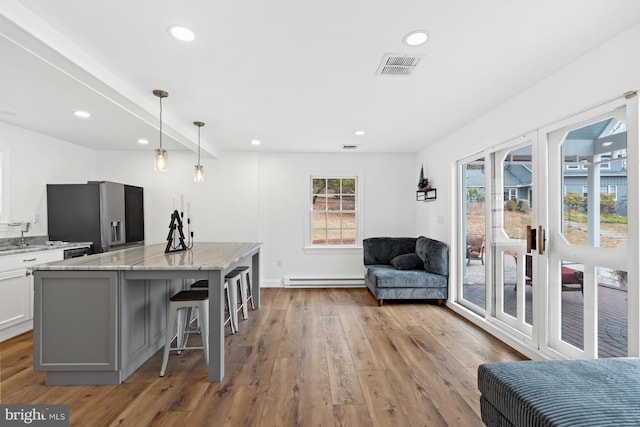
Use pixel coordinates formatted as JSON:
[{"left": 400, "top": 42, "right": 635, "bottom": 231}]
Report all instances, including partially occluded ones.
[{"left": 32, "top": 242, "right": 261, "bottom": 385}]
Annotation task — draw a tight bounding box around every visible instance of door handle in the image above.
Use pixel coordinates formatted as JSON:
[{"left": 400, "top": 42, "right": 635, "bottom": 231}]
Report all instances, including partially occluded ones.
[
  {"left": 538, "top": 225, "right": 545, "bottom": 255},
  {"left": 526, "top": 225, "right": 536, "bottom": 254}
]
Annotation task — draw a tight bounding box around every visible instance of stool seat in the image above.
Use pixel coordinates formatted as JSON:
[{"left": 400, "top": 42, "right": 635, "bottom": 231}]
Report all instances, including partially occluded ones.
[
  {"left": 171, "top": 289, "right": 208, "bottom": 301},
  {"left": 225, "top": 270, "right": 241, "bottom": 279},
  {"left": 191, "top": 280, "right": 208, "bottom": 288}
]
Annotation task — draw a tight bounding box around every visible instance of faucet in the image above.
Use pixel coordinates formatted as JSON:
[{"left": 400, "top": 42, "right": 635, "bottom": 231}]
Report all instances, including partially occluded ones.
[
  {"left": 8, "top": 222, "right": 31, "bottom": 246},
  {"left": 19, "top": 222, "right": 31, "bottom": 246}
]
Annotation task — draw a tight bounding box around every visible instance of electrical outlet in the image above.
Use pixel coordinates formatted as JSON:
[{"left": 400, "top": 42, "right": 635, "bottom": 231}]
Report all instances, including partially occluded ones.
[
  {"left": 276, "top": 259, "right": 282, "bottom": 267},
  {"left": 437, "top": 215, "right": 444, "bottom": 224},
  {"left": 34, "top": 214, "right": 40, "bottom": 224}
]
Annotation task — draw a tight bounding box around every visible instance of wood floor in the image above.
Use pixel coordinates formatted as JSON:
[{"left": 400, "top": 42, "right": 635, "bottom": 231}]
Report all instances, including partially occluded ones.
[{"left": 0, "top": 288, "right": 525, "bottom": 426}]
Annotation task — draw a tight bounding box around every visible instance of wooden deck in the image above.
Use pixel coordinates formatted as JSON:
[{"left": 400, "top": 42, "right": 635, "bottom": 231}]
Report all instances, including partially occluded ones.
[{"left": 463, "top": 260, "right": 628, "bottom": 358}]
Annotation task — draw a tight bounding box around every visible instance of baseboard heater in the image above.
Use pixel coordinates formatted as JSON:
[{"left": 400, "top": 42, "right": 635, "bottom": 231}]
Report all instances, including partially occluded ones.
[{"left": 283, "top": 276, "right": 365, "bottom": 288}]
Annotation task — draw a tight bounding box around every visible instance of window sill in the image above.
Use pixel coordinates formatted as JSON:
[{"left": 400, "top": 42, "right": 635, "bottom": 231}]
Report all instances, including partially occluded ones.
[{"left": 303, "top": 245, "right": 363, "bottom": 255}]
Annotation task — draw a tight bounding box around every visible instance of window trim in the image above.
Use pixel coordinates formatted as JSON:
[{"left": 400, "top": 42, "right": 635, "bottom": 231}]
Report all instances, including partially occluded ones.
[{"left": 304, "top": 172, "right": 363, "bottom": 253}]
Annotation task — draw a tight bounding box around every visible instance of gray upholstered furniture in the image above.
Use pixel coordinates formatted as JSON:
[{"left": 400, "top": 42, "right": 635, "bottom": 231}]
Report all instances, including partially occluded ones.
[
  {"left": 363, "top": 236, "right": 448, "bottom": 306},
  {"left": 478, "top": 358, "right": 640, "bottom": 427}
]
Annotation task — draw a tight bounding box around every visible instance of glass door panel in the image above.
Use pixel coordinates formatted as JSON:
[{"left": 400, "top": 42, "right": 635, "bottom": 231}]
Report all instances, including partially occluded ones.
[
  {"left": 596, "top": 266, "right": 628, "bottom": 358},
  {"left": 460, "top": 157, "right": 487, "bottom": 311},
  {"left": 493, "top": 143, "right": 534, "bottom": 339},
  {"left": 561, "top": 116, "right": 628, "bottom": 249},
  {"left": 559, "top": 260, "right": 585, "bottom": 351}
]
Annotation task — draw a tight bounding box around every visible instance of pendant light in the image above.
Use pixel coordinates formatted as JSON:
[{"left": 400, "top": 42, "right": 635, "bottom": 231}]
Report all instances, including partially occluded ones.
[
  {"left": 153, "top": 89, "right": 169, "bottom": 171},
  {"left": 193, "top": 121, "right": 205, "bottom": 182}
]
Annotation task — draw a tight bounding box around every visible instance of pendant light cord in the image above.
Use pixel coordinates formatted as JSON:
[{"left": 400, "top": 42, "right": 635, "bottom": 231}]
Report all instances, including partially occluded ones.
[
  {"left": 197, "top": 126, "right": 201, "bottom": 165},
  {"left": 159, "top": 97, "right": 163, "bottom": 150}
]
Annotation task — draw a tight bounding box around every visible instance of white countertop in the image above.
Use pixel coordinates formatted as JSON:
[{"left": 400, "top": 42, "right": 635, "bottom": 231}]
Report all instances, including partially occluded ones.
[{"left": 0, "top": 241, "right": 92, "bottom": 256}]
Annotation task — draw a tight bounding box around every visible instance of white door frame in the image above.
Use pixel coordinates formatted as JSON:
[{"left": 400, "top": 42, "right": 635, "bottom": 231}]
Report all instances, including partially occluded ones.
[
  {"left": 455, "top": 93, "right": 639, "bottom": 360},
  {"left": 541, "top": 96, "right": 639, "bottom": 358}
]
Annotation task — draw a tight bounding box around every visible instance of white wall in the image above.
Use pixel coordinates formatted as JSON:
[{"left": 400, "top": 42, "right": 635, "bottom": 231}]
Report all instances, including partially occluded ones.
[
  {"left": 257, "top": 153, "right": 416, "bottom": 284},
  {"left": 0, "top": 120, "right": 416, "bottom": 284},
  {"left": 417, "top": 22, "right": 640, "bottom": 246},
  {"left": 95, "top": 150, "right": 417, "bottom": 285},
  {"left": 0, "top": 122, "right": 95, "bottom": 239}
]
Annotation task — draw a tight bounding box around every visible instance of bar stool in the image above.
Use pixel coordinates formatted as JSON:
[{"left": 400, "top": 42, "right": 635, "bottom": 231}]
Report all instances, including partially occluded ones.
[
  {"left": 193, "top": 270, "right": 246, "bottom": 330},
  {"left": 160, "top": 284, "right": 235, "bottom": 377},
  {"left": 191, "top": 279, "right": 237, "bottom": 332},
  {"left": 160, "top": 289, "right": 209, "bottom": 377},
  {"left": 232, "top": 266, "right": 255, "bottom": 321},
  {"left": 226, "top": 270, "right": 247, "bottom": 326}
]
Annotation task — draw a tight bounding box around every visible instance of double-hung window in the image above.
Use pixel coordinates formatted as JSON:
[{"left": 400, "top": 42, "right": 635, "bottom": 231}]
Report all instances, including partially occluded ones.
[{"left": 309, "top": 176, "right": 359, "bottom": 247}]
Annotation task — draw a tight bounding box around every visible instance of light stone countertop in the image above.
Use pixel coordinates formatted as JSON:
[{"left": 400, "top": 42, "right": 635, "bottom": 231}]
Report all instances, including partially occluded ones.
[{"left": 31, "top": 242, "right": 262, "bottom": 271}]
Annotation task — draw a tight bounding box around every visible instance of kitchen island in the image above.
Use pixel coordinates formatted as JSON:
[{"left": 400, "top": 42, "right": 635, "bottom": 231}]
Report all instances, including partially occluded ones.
[{"left": 31, "top": 242, "right": 261, "bottom": 385}]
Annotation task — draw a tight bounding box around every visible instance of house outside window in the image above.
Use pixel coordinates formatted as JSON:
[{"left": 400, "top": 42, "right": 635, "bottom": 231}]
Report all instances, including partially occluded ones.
[
  {"left": 309, "top": 176, "right": 358, "bottom": 247},
  {"left": 504, "top": 188, "right": 517, "bottom": 201},
  {"left": 601, "top": 185, "right": 617, "bottom": 201}
]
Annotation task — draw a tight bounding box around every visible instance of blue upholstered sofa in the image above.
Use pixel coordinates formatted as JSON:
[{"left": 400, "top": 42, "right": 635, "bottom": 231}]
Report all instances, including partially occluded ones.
[
  {"left": 478, "top": 358, "right": 640, "bottom": 426},
  {"left": 363, "top": 236, "right": 449, "bottom": 306}
]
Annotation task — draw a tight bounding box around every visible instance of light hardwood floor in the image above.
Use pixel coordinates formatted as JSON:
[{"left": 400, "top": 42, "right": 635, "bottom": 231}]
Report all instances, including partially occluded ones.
[{"left": 0, "top": 288, "right": 525, "bottom": 426}]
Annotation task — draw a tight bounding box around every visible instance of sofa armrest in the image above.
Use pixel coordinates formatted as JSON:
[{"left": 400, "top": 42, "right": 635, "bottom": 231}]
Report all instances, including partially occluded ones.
[{"left": 416, "top": 236, "right": 449, "bottom": 276}]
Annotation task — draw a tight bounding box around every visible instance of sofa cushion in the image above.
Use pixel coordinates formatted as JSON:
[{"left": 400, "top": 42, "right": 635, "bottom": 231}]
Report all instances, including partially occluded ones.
[
  {"left": 366, "top": 265, "right": 447, "bottom": 289},
  {"left": 390, "top": 253, "right": 423, "bottom": 270},
  {"left": 363, "top": 237, "right": 416, "bottom": 265},
  {"left": 415, "top": 236, "right": 449, "bottom": 276},
  {"left": 478, "top": 358, "right": 640, "bottom": 427}
]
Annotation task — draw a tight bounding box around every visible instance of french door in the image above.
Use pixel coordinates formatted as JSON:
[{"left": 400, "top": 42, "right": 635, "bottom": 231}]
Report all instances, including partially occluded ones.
[
  {"left": 545, "top": 102, "right": 634, "bottom": 358},
  {"left": 459, "top": 135, "right": 538, "bottom": 346},
  {"left": 492, "top": 140, "right": 536, "bottom": 344},
  {"left": 458, "top": 94, "right": 639, "bottom": 359}
]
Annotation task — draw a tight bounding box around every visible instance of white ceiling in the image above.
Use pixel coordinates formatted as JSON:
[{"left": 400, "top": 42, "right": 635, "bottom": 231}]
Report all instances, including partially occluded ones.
[{"left": 1, "top": 1, "right": 640, "bottom": 157}]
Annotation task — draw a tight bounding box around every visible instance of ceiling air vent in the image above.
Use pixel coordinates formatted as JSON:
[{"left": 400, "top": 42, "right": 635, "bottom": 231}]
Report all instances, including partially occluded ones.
[{"left": 376, "top": 53, "right": 425, "bottom": 76}]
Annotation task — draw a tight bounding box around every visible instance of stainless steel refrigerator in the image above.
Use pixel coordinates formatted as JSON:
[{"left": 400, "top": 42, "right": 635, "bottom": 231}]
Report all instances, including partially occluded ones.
[{"left": 47, "top": 181, "right": 144, "bottom": 253}]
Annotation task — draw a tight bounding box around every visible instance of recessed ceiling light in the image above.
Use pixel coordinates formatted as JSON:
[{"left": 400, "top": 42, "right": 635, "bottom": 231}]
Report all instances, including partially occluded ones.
[
  {"left": 403, "top": 30, "right": 428, "bottom": 46},
  {"left": 169, "top": 26, "right": 195, "bottom": 42},
  {"left": 602, "top": 141, "right": 613, "bottom": 147},
  {"left": 354, "top": 130, "right": 365, "bottom": 136},
  {"left": 74, "top": 110, "right": 91, "bottom": 118},
  {"left": 250, "top": 139, "right": 261, "bottom": 146},
  {"left": 137, "top": 138, "right": 149, "bottom": 145}
]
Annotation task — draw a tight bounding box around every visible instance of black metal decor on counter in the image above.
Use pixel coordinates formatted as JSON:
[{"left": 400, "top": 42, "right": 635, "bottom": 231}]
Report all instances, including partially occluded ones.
[{"left": 165, "top": 210, "right": 188, "bottom": 253}]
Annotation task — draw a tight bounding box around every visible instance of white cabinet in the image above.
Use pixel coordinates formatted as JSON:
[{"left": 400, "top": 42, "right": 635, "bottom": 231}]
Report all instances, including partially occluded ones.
[
  {"left": 0, "top": 268, "right": 30, "bottom": 334},
  {"left": 0, "top": 249, "right": 64, "bottom": 341}
]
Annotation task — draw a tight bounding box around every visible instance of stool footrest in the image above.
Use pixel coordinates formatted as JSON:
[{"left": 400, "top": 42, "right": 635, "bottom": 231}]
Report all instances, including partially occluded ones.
[{"left": 166, "top": 346, "right": 204, "bottom": 352}]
